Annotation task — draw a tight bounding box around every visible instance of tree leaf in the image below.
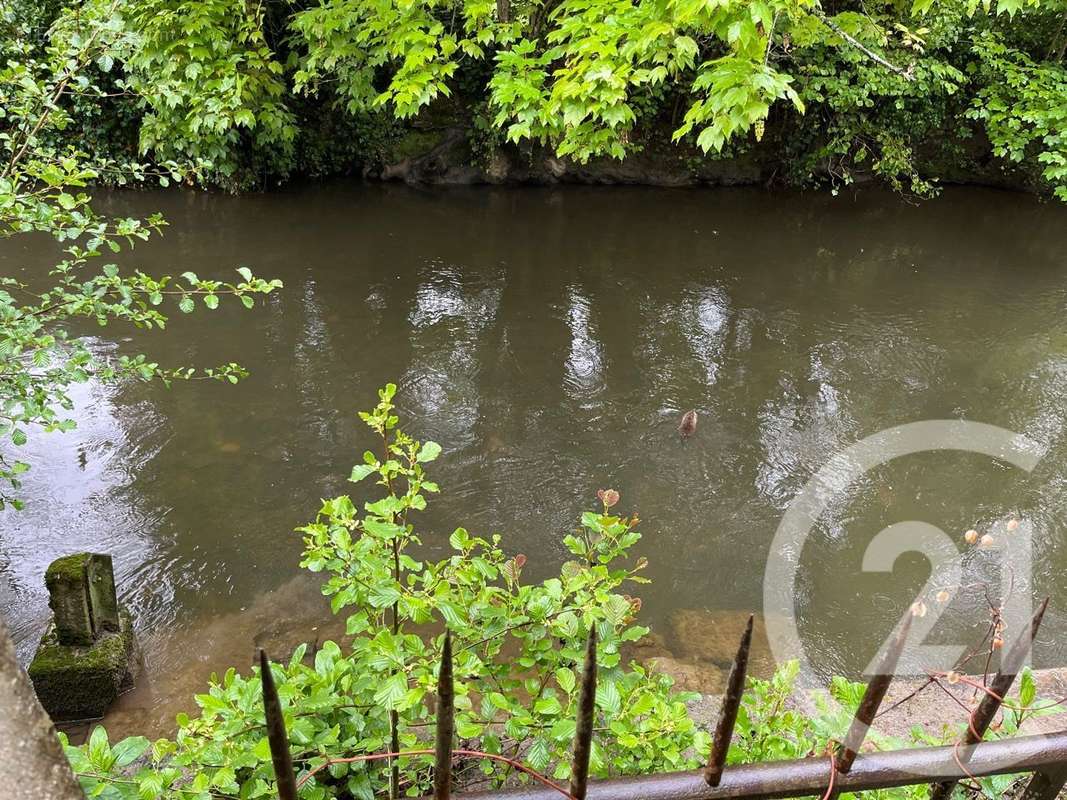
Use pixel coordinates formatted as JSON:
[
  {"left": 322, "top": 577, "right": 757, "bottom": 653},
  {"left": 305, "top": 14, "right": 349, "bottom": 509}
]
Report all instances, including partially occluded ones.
[
  {"left": 87, "top": 726, "right": 111, "bottom": 769},
  {"left": 349, "top": 464, "right": 377, "bottom": 483},
  {"left": 111, "top": 736, "right": 150, "bottom": 768},
  {"left": 373, "top": 673, "right": 408, "bottom": 708},
  {"left": 416, "top": 441, "right": 442, "bottom": 462}
]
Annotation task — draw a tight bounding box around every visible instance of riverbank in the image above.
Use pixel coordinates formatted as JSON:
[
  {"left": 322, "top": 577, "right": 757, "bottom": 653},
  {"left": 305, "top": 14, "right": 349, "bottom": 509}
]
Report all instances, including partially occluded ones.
[
  {"left": 73, "top": 597, "right": 1065, "bottom": 746},
  {"left": 625, "top": 608, "right": 1067, "bottom": 743},
  {"left": 358, "top": 123, "right": 1040, "bottom": 196},
  {"left": 683, "top": 666, "right": 1067, "bottom": 745}
]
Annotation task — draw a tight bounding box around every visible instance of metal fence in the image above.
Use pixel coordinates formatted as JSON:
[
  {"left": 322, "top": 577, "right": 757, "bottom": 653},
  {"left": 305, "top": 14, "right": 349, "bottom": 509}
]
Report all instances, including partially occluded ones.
[
  {"left": 253, "top": 596, "right": 1067, "bottom": 800},
  {"left": 5, "top": 597, "right": 1064, "bottom": 800}
]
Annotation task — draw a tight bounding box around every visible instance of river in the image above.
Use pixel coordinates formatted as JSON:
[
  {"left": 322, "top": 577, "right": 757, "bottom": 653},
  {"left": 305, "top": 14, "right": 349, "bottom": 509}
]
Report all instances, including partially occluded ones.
[{"left": 2, "top": 183, "right": 1067, "bottom": 738}]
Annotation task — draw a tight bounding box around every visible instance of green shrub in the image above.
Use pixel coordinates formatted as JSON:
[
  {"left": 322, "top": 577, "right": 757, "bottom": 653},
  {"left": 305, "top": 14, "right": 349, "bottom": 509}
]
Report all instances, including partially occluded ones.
[
  {"left": 64, "top": 384, "right": 706, "bottom": 798},
  {"left": 60, "top": 386, "right": 1060, "bottom": 799}
]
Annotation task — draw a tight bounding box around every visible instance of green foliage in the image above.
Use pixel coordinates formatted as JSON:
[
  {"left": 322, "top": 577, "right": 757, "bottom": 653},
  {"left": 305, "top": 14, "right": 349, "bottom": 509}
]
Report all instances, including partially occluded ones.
[
  {"left": 282, "top": 0, "right": 1067, "bottom": 183},
  {"left": 0, "top": 0, "right": 281, "bottom": 508},
  {"left": 122, "top": 0, "right": 296, "bottom": 183},
  {"left": 725, "top": 662, "right": 1056, "bottom": 800},
  {"left": 291, "top": 0, "right": 495, "bottom": 121},
  {"left": 292, "top": 0, "right": 811, "bottom": 162},
  {"left": 488, "top": 0, "right": 700, "bottom": 161},
  {"left": 9, "top": 0, "right": 1067, "bottom": 195},
  {"left": 61, "top": 386, "right": 1065, "bottom": 800},
  {"left": 300, "top": 383, "right": 707, "bottom": 789},
  {"left": 784, "top": 4, "right": 966, "bottom": 194},
  {"left": 62, "top": 727, "right": 153, "bottom": 800},
  {"left": 728, "top": 660, "right": 816, "bottom": 762},
  {"left": 968, "top": 30, "right": 1067, "bottom": 199},
  {"left": 673, "top": 56, "right": 803, "bottom": 155}
]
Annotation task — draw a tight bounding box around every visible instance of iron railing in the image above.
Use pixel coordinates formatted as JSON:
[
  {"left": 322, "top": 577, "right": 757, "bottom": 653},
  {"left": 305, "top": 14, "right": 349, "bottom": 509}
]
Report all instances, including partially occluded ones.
[
  {"left": 4, "top": 598, "right": 1061, "bottom": 800},
  {"left": 251, "top": 596, "right": 1067, "bottom": 800}
]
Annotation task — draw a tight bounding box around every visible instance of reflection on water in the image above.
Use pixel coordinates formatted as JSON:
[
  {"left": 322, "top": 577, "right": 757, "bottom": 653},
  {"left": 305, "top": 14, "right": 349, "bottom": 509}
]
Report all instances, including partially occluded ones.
[
  {"left": 3, "top": 184, "right": 1067, "bottom": 737},
  {"left": 0, "top": 347, "right": 172, "bottom": 653}
]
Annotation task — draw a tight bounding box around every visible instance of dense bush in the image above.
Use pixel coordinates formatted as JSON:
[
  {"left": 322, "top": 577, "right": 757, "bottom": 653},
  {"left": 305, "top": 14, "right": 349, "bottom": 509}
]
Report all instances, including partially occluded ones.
[{"left": 7, "top": 0, "right": 1067, "bottom": 195}]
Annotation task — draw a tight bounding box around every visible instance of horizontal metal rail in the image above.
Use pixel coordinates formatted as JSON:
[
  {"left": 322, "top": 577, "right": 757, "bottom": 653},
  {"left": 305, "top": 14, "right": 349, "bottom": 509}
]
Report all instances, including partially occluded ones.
[
  {"left": 256, "top": 609, "right": 1062, "bottom": 800},
  {"left": 447, "top": 730, "right": 1067, "bottom": 800}
]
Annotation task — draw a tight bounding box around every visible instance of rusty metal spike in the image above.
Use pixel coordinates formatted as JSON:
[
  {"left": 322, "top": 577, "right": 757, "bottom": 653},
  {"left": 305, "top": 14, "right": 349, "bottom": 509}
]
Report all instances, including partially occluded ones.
[
  {"left": 835, "top": 610, "right": 914, "bottom": 776},
  {"left": 569, "top": 626, "right": 598, "bottom": 800},
  {"left": 1018, "top": 766, "right": 1067, "bottom": 800},
  {"left": 259, "top": 649, "right": 298, "bottom": 800},
  {"left": 434, "top": 631, "right": 455, "bottom": 800},
  {"left": 389, "top": 708, "right": 401, "bottom": 800},
  {"left": 704, "top": 613, "right": 753, "bottom": 787},
  {"left": 930, "top": 597, "right": 1049, "bottom": 800}
]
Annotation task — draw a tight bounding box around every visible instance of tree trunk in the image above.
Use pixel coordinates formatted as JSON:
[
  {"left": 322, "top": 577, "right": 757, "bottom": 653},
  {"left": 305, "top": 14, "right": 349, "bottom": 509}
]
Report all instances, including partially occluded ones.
[{"left": 0, "top": 616, "right": 83, "bottom": 800}]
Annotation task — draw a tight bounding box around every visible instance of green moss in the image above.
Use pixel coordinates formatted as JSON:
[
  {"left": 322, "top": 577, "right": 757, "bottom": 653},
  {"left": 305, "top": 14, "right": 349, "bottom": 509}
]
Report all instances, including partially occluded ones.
[
  {"left": 44, "top": 553, "right": 89, "bottom": 587},
  {"left": 29, "top": 609, "right": 134, "bottom": 721},
  {"left": 385, "top": 129, "right": 446, "bottom": 164},
  {"left": 43, "top": 552, "right": 96, "bottom": 645}
]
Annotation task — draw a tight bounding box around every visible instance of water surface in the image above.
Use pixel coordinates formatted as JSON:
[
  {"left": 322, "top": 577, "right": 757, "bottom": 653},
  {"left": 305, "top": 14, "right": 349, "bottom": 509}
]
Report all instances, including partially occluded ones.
[{"left": 3, "top": 184, "right": 1067, "bottom": 737}]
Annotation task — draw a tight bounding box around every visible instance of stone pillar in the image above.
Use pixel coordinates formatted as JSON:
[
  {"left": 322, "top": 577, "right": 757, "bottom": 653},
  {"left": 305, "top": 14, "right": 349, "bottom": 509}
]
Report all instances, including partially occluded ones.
[
  {"left": 0, "top": 614, "right": 83, "bottom": 800},
  {"left": 29, "top": 553, "right": 134, "bottom": 721},
  {"left": 43, "top": 554, "right": 95, "bottom": 646},
  {"left": 85, "top": 554, "right": 120, "bottom": 634}
]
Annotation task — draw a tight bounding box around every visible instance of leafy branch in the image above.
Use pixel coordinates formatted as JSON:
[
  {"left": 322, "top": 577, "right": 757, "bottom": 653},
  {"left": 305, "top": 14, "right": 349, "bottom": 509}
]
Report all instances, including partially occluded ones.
[{"left": 0, "top": 1, "right": 281, "bottom": 509}]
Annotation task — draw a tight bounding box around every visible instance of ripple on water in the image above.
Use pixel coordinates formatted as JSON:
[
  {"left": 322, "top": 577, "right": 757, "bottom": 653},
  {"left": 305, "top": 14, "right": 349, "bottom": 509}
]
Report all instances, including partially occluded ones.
[
  {"left": 8, "top": 186, "right": 1067, "bottom": 740},
  {"left": 1, "top": 341, "right": 171, "bottom": 663}
]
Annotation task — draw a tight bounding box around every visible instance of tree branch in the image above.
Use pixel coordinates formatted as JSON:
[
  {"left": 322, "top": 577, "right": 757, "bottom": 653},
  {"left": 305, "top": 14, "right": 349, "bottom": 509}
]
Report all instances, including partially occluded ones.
[{"left": 811, "top": 9, "right": 914, "bottom": 81}]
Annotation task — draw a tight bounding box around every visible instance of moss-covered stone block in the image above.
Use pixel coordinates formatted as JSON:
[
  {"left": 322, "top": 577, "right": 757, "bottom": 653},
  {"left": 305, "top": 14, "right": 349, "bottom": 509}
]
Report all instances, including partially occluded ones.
[
  {"left": 44, "top": 554, "right": 94, "bottom": 646},
  {"left": 28, "top": 610, "right": 134, "bottom": 721},
  {"left": 85, "top": 554, "right": 120, "bottom": 634}
]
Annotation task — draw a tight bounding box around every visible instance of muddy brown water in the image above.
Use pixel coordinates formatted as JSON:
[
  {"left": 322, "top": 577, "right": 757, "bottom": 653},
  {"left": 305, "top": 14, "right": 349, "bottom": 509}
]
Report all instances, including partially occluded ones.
[{"left": 3, "top": 183, "right": 1067, "bottom": 738}]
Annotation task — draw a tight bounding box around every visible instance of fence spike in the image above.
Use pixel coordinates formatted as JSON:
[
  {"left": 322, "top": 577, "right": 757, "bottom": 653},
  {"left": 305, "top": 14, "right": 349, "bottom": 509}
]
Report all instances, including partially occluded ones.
[
  {"left": 569, "top": 625, "right": 598, "bottom": 800},
  {"left": 1018, "top": 765, "right": 1067, "bottom": 800},
  {"left": 929, "top": 597, "right": 1049, "bottom": 800},
  {"left": 259, "top": 649, "right": 298, "bottom": 800},
  {"left": 435, "top": 631, "right": 455, "bottom": 800},
  {"left": 704, "top": 613, "right": 753, "bottom": 787},
  {"left": 835, "top": 610, "right": 914, "bottom": 776}
]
